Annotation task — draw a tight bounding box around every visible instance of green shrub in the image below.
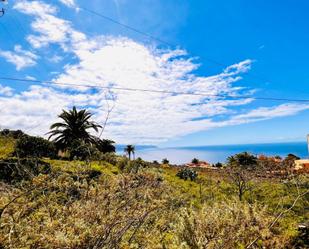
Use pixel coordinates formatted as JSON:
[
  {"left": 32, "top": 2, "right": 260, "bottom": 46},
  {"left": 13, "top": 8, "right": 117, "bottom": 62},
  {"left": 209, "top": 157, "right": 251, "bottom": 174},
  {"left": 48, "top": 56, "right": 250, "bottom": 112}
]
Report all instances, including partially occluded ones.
[
  {"left": 68, "top": 140, "right": 98, "bottom": 161},
  {"left": 176, "top": 201, "right": 281, "bottom": 248},
  {"left": 0, "top": 129, "right": 25, "bottom": 139},
  {"left": 213, "top": 162, "right": 223, "bottom": 168},
  {"left": 98, "top": 152, "right": 117, "bottom": 165},
  {"left": 0, "top": 158, "right": 51, "bottom": 183},
  {"left": 176, "top": 168, "right": 198, "bottom": 181},
  {"left": 84, "top": 169, "right": 102, "bottom": 181},
  {"left": 15, "top": 135, "right": 57, "bottom": 158},
  {"left": 126, "top": 157, "right": 149, "bottom": 173},
  {"left": 116, "top": 156, "right": 130, "bottom": 171},
  {"left": 291, "top": 224, "right": 309, "bottom": 248}
]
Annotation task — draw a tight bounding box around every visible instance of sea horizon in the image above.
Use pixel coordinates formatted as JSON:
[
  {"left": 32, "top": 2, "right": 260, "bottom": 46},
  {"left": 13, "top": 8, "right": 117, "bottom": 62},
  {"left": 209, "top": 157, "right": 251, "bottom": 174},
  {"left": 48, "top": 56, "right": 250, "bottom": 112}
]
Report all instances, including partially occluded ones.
[{"left": 118, "top": 141, "right": 309, "bottom": 164}]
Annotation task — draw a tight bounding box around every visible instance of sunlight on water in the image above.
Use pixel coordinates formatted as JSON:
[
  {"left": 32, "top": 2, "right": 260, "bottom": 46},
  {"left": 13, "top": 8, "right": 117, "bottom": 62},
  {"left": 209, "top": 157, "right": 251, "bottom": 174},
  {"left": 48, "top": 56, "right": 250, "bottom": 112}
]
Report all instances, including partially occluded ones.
[{"left": 130, "top": 142, "right": 308, "bottom": 164}]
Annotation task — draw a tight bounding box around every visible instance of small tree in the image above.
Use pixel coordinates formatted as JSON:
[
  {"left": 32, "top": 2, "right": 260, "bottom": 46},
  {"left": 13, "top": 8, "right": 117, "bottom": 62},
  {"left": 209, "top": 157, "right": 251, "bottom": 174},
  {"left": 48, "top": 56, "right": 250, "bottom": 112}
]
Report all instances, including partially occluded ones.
[
  {"left": 124, "top": 145, "right": 135, "bottom": 160},
  {"left": 228, "top": 167, "right": 253, "bottom": 201},
  {"left": 227, "top": 152, "right": 256, "bottom": 201},
  {"left": 96, "top": 139, "right": 116, "bottom": 153},
  {"left": 213, "top": 162, "right": 223, "bottom": 168},
  {"left": 162, "top": 158, "right": 169, "bottom": 164},
  {"left": 227, "top": 152, "right": 257, "bottom": 168},
  {"left": 192, "top": 158, "right": 199, "bottom": 164},
  {"left": 48, "top": 106, "right": 102, "bottom": 150}
]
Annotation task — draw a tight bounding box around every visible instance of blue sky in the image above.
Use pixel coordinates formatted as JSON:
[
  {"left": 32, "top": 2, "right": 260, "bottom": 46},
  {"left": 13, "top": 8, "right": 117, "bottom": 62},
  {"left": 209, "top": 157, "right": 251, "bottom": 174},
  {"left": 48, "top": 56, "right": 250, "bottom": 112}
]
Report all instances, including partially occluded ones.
[{"left": 0, "top": 0, "right": 308, "bottom": 146}]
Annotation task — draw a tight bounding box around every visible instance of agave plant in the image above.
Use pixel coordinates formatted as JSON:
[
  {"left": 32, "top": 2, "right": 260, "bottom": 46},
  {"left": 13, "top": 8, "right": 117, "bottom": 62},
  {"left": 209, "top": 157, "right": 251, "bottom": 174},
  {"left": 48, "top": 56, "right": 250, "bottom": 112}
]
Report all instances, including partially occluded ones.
[{"left": 48, "top": 106, "right": 102, "bottom": 149}]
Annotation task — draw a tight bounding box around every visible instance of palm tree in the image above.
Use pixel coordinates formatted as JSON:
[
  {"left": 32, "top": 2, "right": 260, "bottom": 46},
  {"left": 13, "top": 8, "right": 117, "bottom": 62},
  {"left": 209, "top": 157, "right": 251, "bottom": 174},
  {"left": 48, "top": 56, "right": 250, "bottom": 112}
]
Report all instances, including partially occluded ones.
[
  {"left": 96, "top": 139, "right": 116, "bottom": 153},
  {"left": 124, "top": 145, "right": 135, "bottom": 160},
  {"left": 48, "top": 106, "right": 102, "bottom": 149}
]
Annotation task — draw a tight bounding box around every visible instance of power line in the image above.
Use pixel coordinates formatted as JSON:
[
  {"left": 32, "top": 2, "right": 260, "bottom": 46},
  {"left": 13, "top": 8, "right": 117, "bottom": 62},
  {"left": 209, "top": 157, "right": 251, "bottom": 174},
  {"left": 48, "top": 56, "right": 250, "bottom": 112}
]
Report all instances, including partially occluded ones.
[
  {"left": 1, "top": 76, "right": 309, "bottom": 103},
  {"left": 79, "top": 6, "right": 271, "bottom": 83},
  {"left": 79, "top": 6, "right": 175, "bottom": 48}
]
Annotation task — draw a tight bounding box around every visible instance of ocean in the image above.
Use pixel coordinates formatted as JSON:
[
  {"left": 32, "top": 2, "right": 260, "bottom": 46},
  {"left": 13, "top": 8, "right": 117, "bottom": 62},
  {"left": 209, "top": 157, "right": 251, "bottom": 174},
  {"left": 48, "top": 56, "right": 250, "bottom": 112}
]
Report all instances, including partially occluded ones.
[{"left": 119, "top": 142, "right": 308, "bottom": 165}]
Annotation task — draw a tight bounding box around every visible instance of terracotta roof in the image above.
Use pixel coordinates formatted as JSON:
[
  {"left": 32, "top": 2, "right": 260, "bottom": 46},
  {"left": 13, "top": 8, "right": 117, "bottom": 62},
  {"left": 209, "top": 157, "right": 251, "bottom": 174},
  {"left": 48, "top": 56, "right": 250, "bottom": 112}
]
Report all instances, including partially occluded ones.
[{"left": 185, "top": 161, "right": 210, "bottom": 168}]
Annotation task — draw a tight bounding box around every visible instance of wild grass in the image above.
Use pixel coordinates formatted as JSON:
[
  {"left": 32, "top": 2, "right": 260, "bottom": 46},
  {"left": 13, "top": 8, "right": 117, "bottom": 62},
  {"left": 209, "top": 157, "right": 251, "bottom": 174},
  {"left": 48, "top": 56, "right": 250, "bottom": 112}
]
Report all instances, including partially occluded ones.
[{"left": 0, "top": 136, "right": 308, "bottom": 248}]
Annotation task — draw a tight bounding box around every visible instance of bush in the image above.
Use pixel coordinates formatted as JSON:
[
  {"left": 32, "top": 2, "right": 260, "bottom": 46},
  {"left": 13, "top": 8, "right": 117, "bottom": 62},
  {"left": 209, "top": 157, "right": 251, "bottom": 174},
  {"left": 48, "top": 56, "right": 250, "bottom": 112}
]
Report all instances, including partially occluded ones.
[
  {"left": 0, "top": 158, "right": 51, "bottom": 183},
  {"left": 176, "top": 201, "right": 282, "bottom": 248},
  {"left": 116, "top": 157, "right": 130, "bottom": 171},
  {"left": 68, "top": 140, "right": 98, "bottom": 161},
  {"left": 162, "top": 158, "right": 169, "bottom": 164},
  {"left": 15, "top": 135, "right": 57, "bottom": 158},
  {"left": 291, "top": 224, "right": 309, "bottom": 248},
  {"left": 0, "top": 129, "right": 24, "bottom": 139},
  {"left": 127, "top": 157, "right": 149, "bottom": 173},
  {"left": 99, "top": 152, "right": 117, "bottom": 165},
  {"left": 176, "top": 168, "right": 198, "bottom": 181}
]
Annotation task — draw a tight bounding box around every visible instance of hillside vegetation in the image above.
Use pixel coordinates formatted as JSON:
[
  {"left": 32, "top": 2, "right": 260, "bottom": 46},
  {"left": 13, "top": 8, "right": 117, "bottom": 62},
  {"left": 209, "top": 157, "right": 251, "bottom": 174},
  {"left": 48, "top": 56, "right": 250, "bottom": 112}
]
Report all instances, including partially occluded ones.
[{"left": 0, "top": 107, "right": 308, "bottom": 248}]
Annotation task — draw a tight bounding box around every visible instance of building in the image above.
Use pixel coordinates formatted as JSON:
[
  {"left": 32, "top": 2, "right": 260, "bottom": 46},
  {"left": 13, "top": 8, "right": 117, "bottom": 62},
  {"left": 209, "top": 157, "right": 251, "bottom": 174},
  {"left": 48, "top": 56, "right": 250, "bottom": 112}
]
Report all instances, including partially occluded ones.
[
  {"left": 185, "top": 161, "right": 215, "bottom": 169},
  {"left": 295, "top": 159, "right": 309, "bottom": 171}
]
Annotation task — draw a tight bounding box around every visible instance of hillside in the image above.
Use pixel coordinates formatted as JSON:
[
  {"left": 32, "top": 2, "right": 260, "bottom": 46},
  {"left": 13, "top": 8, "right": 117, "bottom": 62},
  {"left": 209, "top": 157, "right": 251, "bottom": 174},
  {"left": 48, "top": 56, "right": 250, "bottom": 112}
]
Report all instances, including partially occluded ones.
[
  {"left": 0, "top": 135, "right": 308, "bottom": 248},
  {"left": 0, "top": 136, "right": 15, "bottom": 159}
]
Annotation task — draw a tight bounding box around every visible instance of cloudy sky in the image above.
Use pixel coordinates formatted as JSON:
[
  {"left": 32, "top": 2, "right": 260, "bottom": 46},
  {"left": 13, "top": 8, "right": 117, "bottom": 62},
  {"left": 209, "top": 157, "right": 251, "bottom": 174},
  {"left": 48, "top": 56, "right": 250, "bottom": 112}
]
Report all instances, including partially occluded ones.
[{"left": 0, "top": 0, "right": 309, "bottom": 146}]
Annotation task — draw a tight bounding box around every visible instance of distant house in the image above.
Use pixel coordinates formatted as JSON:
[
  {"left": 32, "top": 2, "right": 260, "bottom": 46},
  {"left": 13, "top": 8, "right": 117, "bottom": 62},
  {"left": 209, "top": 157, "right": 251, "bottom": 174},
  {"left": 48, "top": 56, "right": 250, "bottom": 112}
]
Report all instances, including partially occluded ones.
[
  {"left": 185, "top": 161, "right": 214, "bottom": 169},
  {"left": 295, "top": 159, "right": 309, "bottom": 171},
  {"left": 258, "top": 155, "right": 282, "bottom": 163}
]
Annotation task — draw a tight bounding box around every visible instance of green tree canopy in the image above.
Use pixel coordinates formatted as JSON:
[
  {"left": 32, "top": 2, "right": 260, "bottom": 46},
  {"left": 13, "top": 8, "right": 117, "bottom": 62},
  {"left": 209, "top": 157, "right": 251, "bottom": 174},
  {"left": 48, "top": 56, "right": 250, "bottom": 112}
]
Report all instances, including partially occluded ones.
[
  {"left": 227, "top": 152, "right": 258, "bottom": 168},
  {"left": 124, "top": 145, "right": 135, "bottom": 160},
  {"left": 48, "top": 106, "right": 102, "bottom": 150}
]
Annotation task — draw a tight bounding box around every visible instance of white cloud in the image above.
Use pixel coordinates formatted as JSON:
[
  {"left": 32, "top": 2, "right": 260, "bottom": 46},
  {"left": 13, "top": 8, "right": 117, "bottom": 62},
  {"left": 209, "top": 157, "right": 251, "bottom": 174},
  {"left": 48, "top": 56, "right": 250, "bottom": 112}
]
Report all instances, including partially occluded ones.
[
  {"left": 48, "top": 55, "right": 63, "bottom": 63},
  {"left": 14, "top": 0, "right": 84, "bottom": 49},
  {"left": 5, "top": 0, "right": 308, "bottom": 144},
  {"left": 25, "top": 76, "right": 37, "bottom": 81},
  {"left": 0, "top": 84, "right": 13, "bottom": 96},
  {"left": 0, "top": 45, "right": 38, "bottom": 70},
  {"left": 225, "top": 103, "right": 309, "bottom": 125},
  {"left": 58, "top": 0, "right": 77, "bottom": 9},
  {"left": 0, "top": 85, "right": 101, "bottom": 136}
]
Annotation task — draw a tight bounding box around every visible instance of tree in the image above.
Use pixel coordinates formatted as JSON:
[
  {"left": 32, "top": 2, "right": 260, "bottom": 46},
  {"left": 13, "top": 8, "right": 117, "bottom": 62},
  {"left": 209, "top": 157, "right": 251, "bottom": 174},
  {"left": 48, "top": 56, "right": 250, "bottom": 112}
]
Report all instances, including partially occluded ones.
[
  {"left": 96, "top": 139, "right": 116, "bottom": 153},
  {"left": 227, "top": 152, "right": 257, "bottom": 169},
  {"left": 0, "top": 129, "right": 24, "bottom": 139},
  {"left": 48, "top": 106, "right": 102, "bottom": 150},
  {"left": 213, "top": 162, "right": 223, "bottom": 168},
  {"left": 227, "top": 152, "right": 256, "bottom": 201},
  {"left": 228, "top": 167, "right": 252, "bottom": 201},
  {"left": 162, "top": 158, "right": 169, "bottom": 164},
  {"left": 68, "top": 140, "right": 98, "bottom": 161},
  {"left": 124, "top": 145, "right": 135, "bottom": 160},
  {"left": 192, "top": 158, "right": 199, "bottom": 164}
]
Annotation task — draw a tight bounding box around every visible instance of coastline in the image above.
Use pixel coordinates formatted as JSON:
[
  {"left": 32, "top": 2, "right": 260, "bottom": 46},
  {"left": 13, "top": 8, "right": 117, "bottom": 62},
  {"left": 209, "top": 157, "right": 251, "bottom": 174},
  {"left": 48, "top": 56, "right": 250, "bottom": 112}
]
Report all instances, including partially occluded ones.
[{"left": 118, "top": 141, "right": 308, "bottom": 164}]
